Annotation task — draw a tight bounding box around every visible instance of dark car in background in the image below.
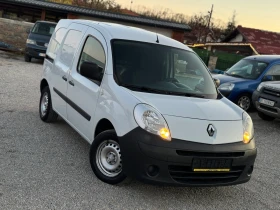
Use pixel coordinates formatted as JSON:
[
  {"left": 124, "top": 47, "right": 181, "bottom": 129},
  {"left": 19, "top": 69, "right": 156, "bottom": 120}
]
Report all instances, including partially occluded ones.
[
  {"left": 253, "top": 81, "right": 280, "bottom": 121},
  {"left": 213, "top": 55, "right": 280, "bottom": 111},
  {"left": 25, "top": 21, "right": 57, "bottom": 62}
]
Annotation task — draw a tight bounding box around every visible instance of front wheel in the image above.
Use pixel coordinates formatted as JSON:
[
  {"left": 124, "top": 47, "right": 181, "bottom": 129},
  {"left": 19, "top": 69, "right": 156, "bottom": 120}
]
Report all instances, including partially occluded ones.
[
  {"left": 90, "top": 130, "right": 127, "bottom": 185},
  {"left": 237, "top": 94, "right": 252, "bottom": 111},
  {"left": 258, "top": 111, "right": 275, "bottom": 121},
  {"left": 25, "top": 54, "right": 31, "bottom": 62}
]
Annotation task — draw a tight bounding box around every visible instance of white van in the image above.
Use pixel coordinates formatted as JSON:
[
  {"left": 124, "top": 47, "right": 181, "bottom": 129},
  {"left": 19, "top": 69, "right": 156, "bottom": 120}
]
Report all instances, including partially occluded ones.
[{"left": 39, "top": 20, "right": 256, "bottom": 186}]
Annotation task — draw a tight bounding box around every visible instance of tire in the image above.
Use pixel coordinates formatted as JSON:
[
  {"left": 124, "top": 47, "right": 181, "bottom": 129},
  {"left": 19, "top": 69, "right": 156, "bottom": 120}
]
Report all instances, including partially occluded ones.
[
  {"left": 90, "top": 130, "right": 127, "bottom": 185},
  {"left": 39, "top": 86, "right": 58, "bottom": 123},
  {"left": 25, "top": 54, "right": 31, "bottom": 62},
  {"left": 258, "top": 111, "right": 275, "bottom": 121},
  {"left": 237, "top": 94, "right": 252, "bottom": 111}
]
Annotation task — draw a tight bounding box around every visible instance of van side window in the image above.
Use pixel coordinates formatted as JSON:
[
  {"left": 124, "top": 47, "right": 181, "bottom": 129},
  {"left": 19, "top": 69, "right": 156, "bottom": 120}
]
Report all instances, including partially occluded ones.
[
  {"left": 265, "top": 64, "right": 280, "bottom": 81},
  {"left": 60, "top": 30, "right": 82, "bottom": 67},
  {"left": 78, "top": 36, "right": 106, "bottom": 75},
  {"left": 47, "top": 28, "right": 67, "bottom": 60}
]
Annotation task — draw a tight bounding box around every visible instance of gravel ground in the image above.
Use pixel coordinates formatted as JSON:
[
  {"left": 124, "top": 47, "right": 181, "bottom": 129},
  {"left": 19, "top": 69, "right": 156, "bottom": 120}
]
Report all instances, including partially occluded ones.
[{"left": 0, "top": 50, "right": 279, "bottom": 210}]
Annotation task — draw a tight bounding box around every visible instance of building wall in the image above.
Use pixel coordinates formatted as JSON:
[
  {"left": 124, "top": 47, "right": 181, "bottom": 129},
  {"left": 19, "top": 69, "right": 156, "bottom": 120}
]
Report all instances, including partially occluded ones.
[
  {"left": 229, "top": 33, "right": 244, "bottom": 42},
  {"left": 78, "top": 15, "right": 173, "bottom": 38},
  {"left": 0, "top": 18, "right": 33, "bottom": 51}
]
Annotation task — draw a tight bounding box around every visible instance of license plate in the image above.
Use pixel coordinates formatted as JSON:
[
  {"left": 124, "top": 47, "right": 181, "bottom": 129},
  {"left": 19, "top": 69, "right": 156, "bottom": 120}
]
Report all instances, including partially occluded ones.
[
  {"left": 39, "top": 53, "right": 46, "bottom": 57},
  {"left": 192, "top": 158, "right": 232, "bottom": 172},
  {"left": 259, "top": 98, "right": 275, "bottom": 107}
]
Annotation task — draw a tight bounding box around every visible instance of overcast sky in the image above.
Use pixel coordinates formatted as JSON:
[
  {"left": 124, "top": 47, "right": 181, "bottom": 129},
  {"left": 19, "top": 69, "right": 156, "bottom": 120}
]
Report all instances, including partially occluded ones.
[{"left": 117, "top": 0, "right": 280, "bottom": 31}]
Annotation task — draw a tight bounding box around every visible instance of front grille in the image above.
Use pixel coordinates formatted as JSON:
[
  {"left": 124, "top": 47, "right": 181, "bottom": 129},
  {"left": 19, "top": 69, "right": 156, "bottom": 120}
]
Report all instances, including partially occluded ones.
[
  {"left": 36, "top": 41, "right": 45, "bottom": 47},
  {"left": 34, "top": 49, "right": 45, "bottom": 53},
  {"left": 260, "top": 105, "right": 278, "bottom": 113},
  {"left": 169, "top": 165, "right": 245, "bottom": 185},
  {"left": 176, "top": 151, "right": 245, "bottom": 157},
  {"left": 263, "top": 88, "right": 280, "bottom": 97}
]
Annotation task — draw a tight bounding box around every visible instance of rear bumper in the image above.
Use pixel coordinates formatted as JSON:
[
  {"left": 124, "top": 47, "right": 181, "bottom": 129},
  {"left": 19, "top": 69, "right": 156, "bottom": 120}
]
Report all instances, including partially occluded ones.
[
  {"left": 252, "top": 90, "right": 280, "bottom": 118},
  {"left": 25, "top": 44, "right": 46, "bottom": 59},
  {"left": 119, "top": 127, "right": 257, "bottom": 187}
]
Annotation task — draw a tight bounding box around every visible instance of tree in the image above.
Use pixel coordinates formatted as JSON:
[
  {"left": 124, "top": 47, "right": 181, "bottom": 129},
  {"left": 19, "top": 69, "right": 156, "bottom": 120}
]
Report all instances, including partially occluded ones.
[{"left": 224, "top": 11, "right": 237, "bottom": 37}]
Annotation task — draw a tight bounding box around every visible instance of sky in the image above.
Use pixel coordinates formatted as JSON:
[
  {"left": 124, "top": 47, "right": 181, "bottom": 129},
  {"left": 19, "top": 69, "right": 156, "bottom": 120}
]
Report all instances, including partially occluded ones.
[{"left": 117, "top": 0, "right": 280, "bottom": 32}]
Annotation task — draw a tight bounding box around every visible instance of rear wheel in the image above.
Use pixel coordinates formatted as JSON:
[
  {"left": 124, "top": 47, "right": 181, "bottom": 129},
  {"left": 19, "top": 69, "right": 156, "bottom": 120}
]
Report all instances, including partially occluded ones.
[
  {"left": 39, "top": 86, "right": 58, "bottom": 123},
  {"left": 237, "top": 94, "right": 252, "bottom": 111},
  {"left": 25, "top": 54, "right": 31, "bottom": 62},
  {"left": 258, "top": 111, "right": 275, "bottom": 121},
  {"left": 90, "top": 130, "right": 127, "bottom": 185}
]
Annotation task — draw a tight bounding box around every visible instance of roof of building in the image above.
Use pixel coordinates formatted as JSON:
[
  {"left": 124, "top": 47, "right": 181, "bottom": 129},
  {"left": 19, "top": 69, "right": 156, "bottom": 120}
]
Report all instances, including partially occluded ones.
[
  {"left": 224, "top": 25, "right": 280, "bottom": 55},
  {"left": 1, "top": 0, "right": 191, "bottom": 31}
]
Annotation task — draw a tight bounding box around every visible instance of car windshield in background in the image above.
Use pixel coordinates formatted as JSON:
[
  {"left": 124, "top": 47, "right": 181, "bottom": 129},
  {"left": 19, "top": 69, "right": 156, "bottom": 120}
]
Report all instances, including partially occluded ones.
[
  {"left": 31, "top": 22, "right": 56, "bottom": 36},
  {"left": 112, "top": 40, "right": 218, "bottom": 99},
  {"left": 226, "top": 59, "right": 268, "bottom": 79}
]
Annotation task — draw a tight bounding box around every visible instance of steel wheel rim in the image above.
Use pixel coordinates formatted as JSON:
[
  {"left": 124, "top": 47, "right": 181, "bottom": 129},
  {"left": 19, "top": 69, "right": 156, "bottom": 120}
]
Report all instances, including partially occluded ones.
[
  {"left": 96, "top": 140, "right": 122, "bottom": 177},
  {"left": 41, "top": 92, "right": 49, "bottom": 117},
  {"left": 238, "top": 96, "right": 250, "bottom": 111}
]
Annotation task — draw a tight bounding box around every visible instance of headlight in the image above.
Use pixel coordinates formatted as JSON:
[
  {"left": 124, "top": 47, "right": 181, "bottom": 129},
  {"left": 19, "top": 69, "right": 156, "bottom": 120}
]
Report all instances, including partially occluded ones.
[
  {"left": 134, "top": 104, "right": 171, "bottom": 141},
  {"left": 218, "top": 83, "right": 235, "bottom": 91},
  {"left": 242, "top": 112, "right": 254, "bottom": 144},
  {"left": 26, "top": 39, "right": 36, "bottom": 45},
  {"left": 257, "top": 83, "right": 264, "bottom": 91}
]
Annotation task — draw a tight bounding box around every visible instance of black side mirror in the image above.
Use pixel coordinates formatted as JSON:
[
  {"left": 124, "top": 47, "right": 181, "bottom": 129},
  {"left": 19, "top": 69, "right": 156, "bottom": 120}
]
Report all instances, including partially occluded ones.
[
  {"left": 80, "top": 61, "right": 103, "bottom": 85},
  {"left": 26, "top": 28, "right": 31, "bottom": 34},
  {"left": 213, "top": 78, "right": 220, "bottom": 87},
  {"left": 262, "top": 75, "right": 274, "bottom": 82}
]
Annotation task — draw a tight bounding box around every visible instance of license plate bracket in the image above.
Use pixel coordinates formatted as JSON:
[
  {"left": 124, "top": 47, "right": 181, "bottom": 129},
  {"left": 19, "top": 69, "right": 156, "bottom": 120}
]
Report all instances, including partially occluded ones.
[
  {"left": 259, "top": 98, "right": 275, "bottom": 107},
  {"left": 192, "top": 158, "right": 232, "bottom": 172}
]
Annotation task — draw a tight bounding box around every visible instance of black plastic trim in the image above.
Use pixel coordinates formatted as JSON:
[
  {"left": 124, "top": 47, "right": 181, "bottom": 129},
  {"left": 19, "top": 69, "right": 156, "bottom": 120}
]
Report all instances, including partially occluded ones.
[
  {"left": 46, "top": 54, "right": 54, "bottom": 63},
  {"left": 53, "top": 87, "right": 91, "bottom": 121}
]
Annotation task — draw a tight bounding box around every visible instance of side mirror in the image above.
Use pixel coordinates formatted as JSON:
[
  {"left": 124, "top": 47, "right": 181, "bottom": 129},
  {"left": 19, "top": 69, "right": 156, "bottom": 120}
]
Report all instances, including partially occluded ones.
[
  {"left": 80, "top": 61, "right": 103, "bottom": 84},
  {"left": 26, "top": 28, "right": 31, "bottom": 34},
  {"left": 213, "top": 78, "right": 220, "bottom": 87},
  {"left": 262, "top": 75, "right": 274, "bottom": 82}
]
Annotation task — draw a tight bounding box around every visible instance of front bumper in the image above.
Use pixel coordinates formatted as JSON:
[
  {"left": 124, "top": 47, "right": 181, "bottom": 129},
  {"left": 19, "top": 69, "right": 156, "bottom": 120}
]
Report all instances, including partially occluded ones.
[
  {"left": 25, "top": 44, "right": 47, "bottom": 59},
  {"left": 119, "top": 127, "right": 257, "bottom": 187},
  {"left": 252, "top": 90, "right": 280, "bottom": 118}
]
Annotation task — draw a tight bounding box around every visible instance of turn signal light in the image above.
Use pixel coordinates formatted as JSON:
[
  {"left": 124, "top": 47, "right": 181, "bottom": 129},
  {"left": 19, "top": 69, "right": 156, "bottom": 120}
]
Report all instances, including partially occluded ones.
[
  {"left": 243, "top": 131, "right": 250, "bottom": 144},
  {"left": 159, "top": 128, "right": 171, "bottom": 141}
]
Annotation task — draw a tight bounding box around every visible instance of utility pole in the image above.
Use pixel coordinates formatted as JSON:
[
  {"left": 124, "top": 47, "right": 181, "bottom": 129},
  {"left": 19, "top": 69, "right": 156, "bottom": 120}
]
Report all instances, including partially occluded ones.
[{"left": 205, "top": 4, "right": 214, "bottom": 43}]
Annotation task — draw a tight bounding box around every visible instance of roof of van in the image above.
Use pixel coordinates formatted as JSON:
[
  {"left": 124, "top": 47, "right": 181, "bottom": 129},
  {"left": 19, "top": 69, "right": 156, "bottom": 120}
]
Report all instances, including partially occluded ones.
[
  {"left": 59, "top": 19, "right": 191, "bottom": 51},
  {"left": 35, "top": 21, "right": 57, "bottom": 25},
  {"left": 245, "top": 55, "right": 280, "bottom": 63}
]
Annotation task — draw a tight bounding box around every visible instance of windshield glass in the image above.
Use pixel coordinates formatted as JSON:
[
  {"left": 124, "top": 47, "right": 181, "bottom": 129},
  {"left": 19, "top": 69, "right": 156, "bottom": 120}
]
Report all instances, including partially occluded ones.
[
  {"left": 31, "top": 22, "right": 56, "bottom": 36},
  {"left": 226, "top": 59, "right": 268, "bottom": 79},
  {"left": 112, "top": 40, "right": 218, "bottom": 99}
]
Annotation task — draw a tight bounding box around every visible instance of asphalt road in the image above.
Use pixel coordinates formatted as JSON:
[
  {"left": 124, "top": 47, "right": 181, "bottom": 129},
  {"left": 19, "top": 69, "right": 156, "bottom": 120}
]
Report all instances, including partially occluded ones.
[{"left": 0, "top": 51, "right": 279, "bottom": 210}]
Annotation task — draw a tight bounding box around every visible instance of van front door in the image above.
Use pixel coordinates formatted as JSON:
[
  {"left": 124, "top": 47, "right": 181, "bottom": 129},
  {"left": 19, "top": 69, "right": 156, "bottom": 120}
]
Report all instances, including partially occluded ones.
[{"left": 66, "top": 27, "right": 107, "bottom": 141}]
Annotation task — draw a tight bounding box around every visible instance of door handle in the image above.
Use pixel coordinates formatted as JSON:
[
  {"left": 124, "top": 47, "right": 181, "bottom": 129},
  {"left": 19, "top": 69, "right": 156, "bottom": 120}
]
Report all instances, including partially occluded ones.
[
  {"left": 69, "top": 80, "right": 75, "bottom": 86},
  {"left": 62, "top": 75, "right": 67, "bottom": 82}
]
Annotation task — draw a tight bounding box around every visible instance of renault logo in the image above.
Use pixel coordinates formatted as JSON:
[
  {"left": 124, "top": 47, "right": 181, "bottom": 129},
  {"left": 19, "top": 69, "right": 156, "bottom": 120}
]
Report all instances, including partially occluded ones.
[{"left": 207, "top": 124, "right": 216, "bottom": 137}]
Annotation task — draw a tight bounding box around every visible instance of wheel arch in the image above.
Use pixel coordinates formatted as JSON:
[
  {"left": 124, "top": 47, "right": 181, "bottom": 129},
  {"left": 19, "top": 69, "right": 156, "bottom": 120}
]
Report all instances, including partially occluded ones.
[
  {"left": 94, "top": 118, "right": 115, "bottom": 138},
  {"left": 40, "top": 79, "right": 49, "bottom": 93}
]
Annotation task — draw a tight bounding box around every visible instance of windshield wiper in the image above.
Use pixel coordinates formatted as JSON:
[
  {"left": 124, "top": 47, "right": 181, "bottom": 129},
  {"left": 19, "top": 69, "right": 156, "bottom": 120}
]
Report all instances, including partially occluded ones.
[
  {"left": 230, "top": 74, "right": 244, "bottom": 79},
  {"left": 120, "top": 84, "right": 205, "bottom": 98}
]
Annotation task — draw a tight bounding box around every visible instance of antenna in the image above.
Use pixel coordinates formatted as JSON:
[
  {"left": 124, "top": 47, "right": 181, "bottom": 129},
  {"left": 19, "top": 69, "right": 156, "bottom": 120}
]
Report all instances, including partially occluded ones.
[{"left": 155, "top": 24, "right": 159, "bottom": 43}]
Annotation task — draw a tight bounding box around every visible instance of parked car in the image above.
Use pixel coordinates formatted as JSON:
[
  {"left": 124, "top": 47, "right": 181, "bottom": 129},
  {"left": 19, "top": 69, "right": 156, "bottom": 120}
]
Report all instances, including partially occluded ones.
[
  {"left": 25, "top": 21, "right": 57, "bottom": 62},
  {"left": 252, "top": 81, "right": 280, "bottom": 121},
  {"left": 213, "top": 55, "right": 280, "bottom": 111},
  {"left": 39, "top": 19, "right": 256, "bottom": 186}
]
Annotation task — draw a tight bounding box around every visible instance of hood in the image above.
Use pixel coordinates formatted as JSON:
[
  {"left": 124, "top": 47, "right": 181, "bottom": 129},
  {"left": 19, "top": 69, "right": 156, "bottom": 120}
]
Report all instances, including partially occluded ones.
[
  {"left": 131, "top": 91, "right": 242, "bottom": 121},
  {"left": 213, "top": 74, "right": 250, "bottom": 85},
  {"left": 263, "top": 81, "right": 280, "bottom": 89}
]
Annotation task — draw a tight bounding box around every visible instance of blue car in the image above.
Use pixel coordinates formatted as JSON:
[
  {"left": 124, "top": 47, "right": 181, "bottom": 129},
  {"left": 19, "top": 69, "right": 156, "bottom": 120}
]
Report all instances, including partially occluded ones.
[{"left": 213, "top": 55, "right": 280, "bottom": 111}]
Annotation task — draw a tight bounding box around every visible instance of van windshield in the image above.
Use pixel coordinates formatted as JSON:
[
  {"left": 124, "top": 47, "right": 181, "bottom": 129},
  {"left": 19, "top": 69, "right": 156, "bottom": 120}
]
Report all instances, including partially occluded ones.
[
  {"left": 31, "top": 22, "right": 56, "bottom": 36},
  {"left": 225, "top": 59, "right": 268, "bottom": 79},
  {"left": 112, "top": 40, "right": 218, "bottom": 99}
]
